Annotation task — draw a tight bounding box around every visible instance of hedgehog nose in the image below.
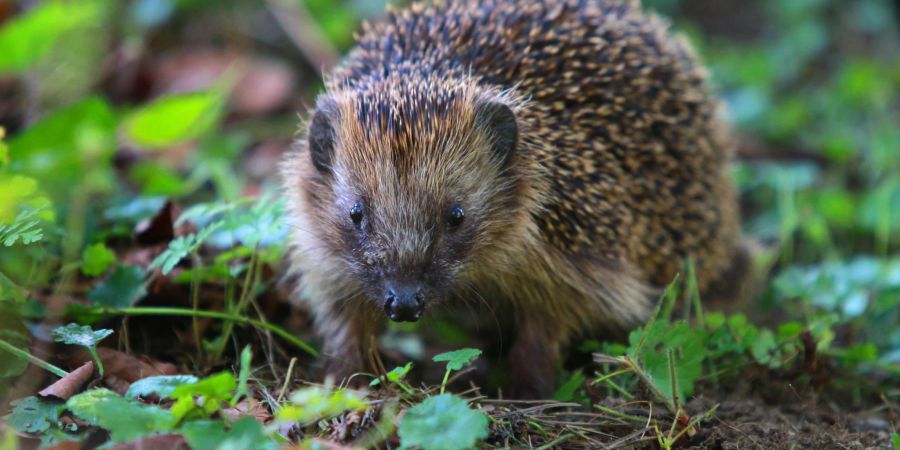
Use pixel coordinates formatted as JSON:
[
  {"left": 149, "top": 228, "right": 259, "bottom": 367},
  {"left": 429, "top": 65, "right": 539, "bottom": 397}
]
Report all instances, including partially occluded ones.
[{"left": 383, "top": 284, "right": 425, "bottom": 322}]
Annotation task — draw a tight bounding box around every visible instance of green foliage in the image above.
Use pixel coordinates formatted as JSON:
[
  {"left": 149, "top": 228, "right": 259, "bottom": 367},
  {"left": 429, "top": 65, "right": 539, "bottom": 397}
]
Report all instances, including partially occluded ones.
[
  {"left": 398, "top": 394, "right": 489, "bottom": 450},
  {"left": 0, "top": 208, "right": 44, "bottom": 247},
  {"left": 8, "top": 97, "right": 117, "bottom": 198},
  {"left": 773, "top": 257, "right": 900, "bottom": 362},
  {"left": 87, "top": 264, "right": 148, "bottom": 308},
  {"left": 170, "top": 372, "right": 236, "bottom": 421},
  {"left": 123, "top": 91, "right": 224, "bottom": 150},
  {"left": 0, "top": 174, "right": 52, "bottom": 224},
  {"left": 125, "top": 375, "right": 199, "bottom": 399},
  {"left": 177, "top": 195, "right": 288, "bottom": 249},
  {"left": 67, "top": 389, "right": 175, "bottom": 442},
  {"left": 181, "top": 417, "right": 277, "bottom": 450},
  {"left": 0, "top": 0, "right": 103, "bottom": 74},
  {"left": 80, "top": 243, "right": 117, "bottom": 276},
  {"left": 5, "top": 396, "right": 64, "bottom": 434},
  {"left": 149, "top": 222, "right": 223, "bottom": 275},
  {"left": 628, "top": 321, "right": 706, "bottom": 401},
  {"left": 275, "top": 386, "right": 367, "bottom": 423}
]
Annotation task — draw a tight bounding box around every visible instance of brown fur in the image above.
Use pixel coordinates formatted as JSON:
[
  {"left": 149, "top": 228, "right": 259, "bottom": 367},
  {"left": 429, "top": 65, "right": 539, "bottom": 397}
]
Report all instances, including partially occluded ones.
[{"left": 280, "top": 0, "right": 746, "bottom": 398}]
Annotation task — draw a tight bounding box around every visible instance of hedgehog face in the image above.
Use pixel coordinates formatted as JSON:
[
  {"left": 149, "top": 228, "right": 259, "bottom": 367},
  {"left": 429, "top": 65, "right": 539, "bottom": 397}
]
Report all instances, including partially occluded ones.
[{"left": 303, "top": 82, "right": 521, "bottom": 322}]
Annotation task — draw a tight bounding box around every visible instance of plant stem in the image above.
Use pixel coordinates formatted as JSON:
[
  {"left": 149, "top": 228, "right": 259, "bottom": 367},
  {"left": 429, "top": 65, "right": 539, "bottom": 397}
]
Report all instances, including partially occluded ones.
[
  {"left": 622, "top": 356, "right": 677, "bottom": 414},
  {"left": 214, "top": 248, "right": 258, "bottom": 362},
  {"left": 440, "top": 368, "right": 451, "bottom": 395},
  {"left": 96, "top": 306, "right": 318, "bottom": 356},
  {"left": 0, "top": 338, "right": 69, "bottom": 378},
  {"left": 88, "top": 347, "right": 104, "bottom": 377},
  {"left": 593, "top": 403, "right": 647, "bottom": 424},
  {"left": 191, "top": 254, "right": 203, "bottom": 363}
]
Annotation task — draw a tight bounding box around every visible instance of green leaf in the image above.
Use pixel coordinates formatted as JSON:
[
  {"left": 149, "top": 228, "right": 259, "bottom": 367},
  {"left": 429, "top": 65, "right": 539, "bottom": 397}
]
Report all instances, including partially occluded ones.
[
  {"left": 52, "top": 323, "right": 112, "bottom": 349},
  {"left": 370, "top": 362, "right": 412, "bottom": 387},
  {"left": 629, "top": 321, "right": 706, "bottom": 401},
  {"left": 67, "top": 389, "right": 175, "bottom": 442},
  {"left": 234, "top": 346, "right": 252, "bottom": 405},
  {"left": 123, "top": 91, "right": 223, "bottom": 150},
  {"left": 170, "top": 372, "right": 235, "bottom": 420},
  {"left": 177, "top": 196, "right": 288, "bottom": 249},
  {"left": 181, "top": 417, "right": 277, "bottom": 450},
  {"left": 432, "top": 348, "right": 481, "bottom": 372},
  {"left": 0, "top": 0, "right": 102, "bottom": 74},
  {"left": 398, "top": 394, "right": 489, "bottom": 450},
  {"left": 149, "top": 222, "right": 223, "bottom": 275},
  {"left": 275, "top": 386, "right": 367, "bottom": 423},
  {"left": 5, "top": 396, "right": 64, "bottom": 434},
  {"left": 8, "top": 97, "right": 117, "bottom": 199},
  {"left": 125, "top": 375, "right": 198, "bottom": 399},
  {"left": 0, "top": 209, "right": 44, "bottom": 247},
  {"left": 81, "top": 243, "right": 117, "bottom": 276},
  {"left": 891, "top": 433, "right": 899, "bottom": 449},
  {"left": 87, "top": 264, "right": 147, "bottom": 308},
  {"left": 129, "top": 161, "right": 189, "bottom": 197},
  {"left": 0, "top": 174, "right": 51, "bottom": 224},
  {"left": 552, "top": 370, "right": 585, "bottom": 402}
]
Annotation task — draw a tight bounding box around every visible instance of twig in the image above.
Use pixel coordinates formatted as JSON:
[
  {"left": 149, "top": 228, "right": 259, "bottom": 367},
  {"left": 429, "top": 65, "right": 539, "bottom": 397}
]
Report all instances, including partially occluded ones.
[{"left": 278, "top": 357, "right": 298, "bottom": 402}]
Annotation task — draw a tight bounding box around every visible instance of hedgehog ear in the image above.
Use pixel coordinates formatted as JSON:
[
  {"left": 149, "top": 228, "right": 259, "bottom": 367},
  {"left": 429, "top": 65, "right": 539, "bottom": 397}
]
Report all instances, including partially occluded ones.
[
  {"left": 308, "top": 99, "right": 339, "bottom": 175},
  {"left": 475, "top": 101, "right": 518, "bottom": 167}
]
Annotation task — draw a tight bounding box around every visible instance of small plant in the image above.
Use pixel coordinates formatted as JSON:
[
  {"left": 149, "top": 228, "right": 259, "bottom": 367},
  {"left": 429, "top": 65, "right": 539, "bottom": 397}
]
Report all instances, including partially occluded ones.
[
  {"left": 432, "top": 348, "right": 481, "bottom": 394},
  {"left": 370, "top": 361, "right": 415, "bottom": 394},
  {"left": 149, "top": 221, "right": 223, "bottom": 275},
  {"left": 51, "top": 323, "right": 112, "bottom": 377}
]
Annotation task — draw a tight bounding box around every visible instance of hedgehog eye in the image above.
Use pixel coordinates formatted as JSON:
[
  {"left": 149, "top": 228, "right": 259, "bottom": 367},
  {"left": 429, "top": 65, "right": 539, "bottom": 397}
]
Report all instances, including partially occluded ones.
[
  {"left": 349, "top": 202, "right": 364, "bottom": 225},
  {"left": 447, "top": 205, "right": 465, "bottom": 228}
]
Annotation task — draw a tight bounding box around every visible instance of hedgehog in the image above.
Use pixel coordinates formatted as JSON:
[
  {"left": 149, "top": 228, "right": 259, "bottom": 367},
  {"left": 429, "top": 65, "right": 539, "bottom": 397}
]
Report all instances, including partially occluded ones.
[{"left": 281, "top": 0, "right": 748, "bottom": 398}]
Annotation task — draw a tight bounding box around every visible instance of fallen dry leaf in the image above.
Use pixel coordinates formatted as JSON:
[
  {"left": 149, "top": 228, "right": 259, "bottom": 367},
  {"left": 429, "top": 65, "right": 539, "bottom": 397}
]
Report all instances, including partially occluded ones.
[
  {"left": 221, "top": 398, "right": 273, "bottom": 424},
  {"left": 66, "top": 348, "right": 177, "bottom": 395},
  {"left": 38, "top": 361, "right": 94, "bottom": 401}
]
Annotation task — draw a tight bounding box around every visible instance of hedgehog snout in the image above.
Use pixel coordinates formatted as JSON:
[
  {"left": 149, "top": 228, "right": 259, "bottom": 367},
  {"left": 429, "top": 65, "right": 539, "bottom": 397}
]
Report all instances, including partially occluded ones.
[{"left": 383, "top": 282, "right": 425, "bottom": 322}]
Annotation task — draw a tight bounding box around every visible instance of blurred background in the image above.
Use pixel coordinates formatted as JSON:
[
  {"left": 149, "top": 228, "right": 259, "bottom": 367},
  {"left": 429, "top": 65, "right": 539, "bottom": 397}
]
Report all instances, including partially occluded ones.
[{"left": 1, "top": 0, "right": 899, "bottom": 398}]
